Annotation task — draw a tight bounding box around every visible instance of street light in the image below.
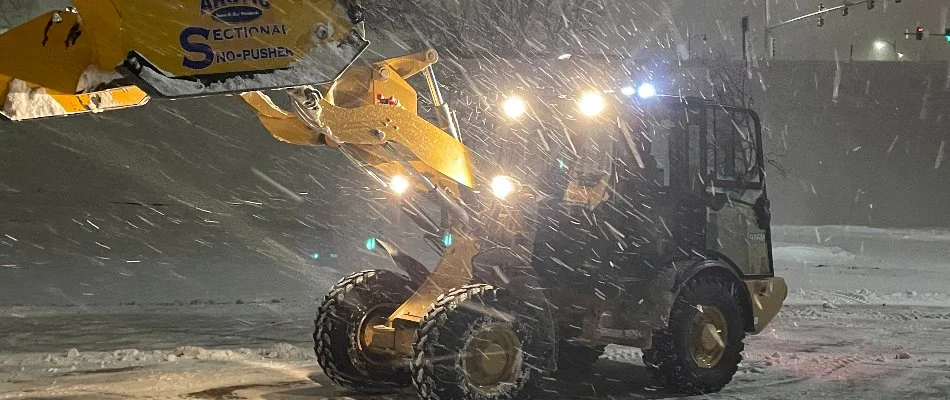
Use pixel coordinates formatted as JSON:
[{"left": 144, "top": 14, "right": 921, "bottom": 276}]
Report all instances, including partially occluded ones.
[
  {"left": 872, "top": 39, "right": 900, "bottom": 61},
  {"left": 687, "top": 33, "right": 708, "bottom": 54}
]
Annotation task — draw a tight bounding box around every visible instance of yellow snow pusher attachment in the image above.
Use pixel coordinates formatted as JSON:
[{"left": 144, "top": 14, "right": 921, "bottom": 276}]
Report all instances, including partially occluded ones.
[
  {"left": 0, "top": 0, "right": 368, "bottom": 119},
  {"left": 0, "top": 3, "right": 786, "bottom": 399}
]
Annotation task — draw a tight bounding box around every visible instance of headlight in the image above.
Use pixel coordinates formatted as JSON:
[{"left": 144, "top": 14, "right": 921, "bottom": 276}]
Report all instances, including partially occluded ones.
[
  {"left": 490, "top": 175, "right": 518, "bottom": 199},
  {"left": 637, "top": 83, "right": 657, "bottom": 99},
  {"left": 578, "top": 92, "right": 606, "bottom": 117},
  {"left": 502, "top": 96, "right": 527, "bottom": 119},
  {"left": 390, "top": 175, "right": 410, "bottom": 195}
]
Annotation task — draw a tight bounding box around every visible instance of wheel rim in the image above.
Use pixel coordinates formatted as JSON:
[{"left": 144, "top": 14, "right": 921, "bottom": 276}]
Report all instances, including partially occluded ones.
[
  {"left": 688, "top": 305, "right": 728, "bottom": 369},
  {"left": 356, "top": 303, "right": 399, "bottom": 366},
  {"left": 462, "top": 323, "right": 523, "bottom": 393}
]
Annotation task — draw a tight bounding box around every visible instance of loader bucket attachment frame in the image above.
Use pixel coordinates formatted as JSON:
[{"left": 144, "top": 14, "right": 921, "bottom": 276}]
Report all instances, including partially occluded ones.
[{"left": 241, "top": 49, "right": 475, "bottom": 190}]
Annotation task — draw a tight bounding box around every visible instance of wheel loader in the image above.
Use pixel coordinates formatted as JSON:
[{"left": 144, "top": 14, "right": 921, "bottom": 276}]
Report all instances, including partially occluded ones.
[{"left": 0, "top": 1, "right": 786, "bottom": 398}]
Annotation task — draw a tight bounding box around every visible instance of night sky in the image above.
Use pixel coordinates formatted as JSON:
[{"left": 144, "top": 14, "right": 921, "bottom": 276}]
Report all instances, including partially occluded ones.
[{"left": 2, "top": 0, "right": 948, "bottom": 61}]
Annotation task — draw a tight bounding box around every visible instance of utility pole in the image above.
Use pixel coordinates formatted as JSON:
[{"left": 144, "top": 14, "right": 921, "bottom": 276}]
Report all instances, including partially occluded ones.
[
  {"left": 742, "top": 16, "right": 749, "bottom": 66},
  {"left": 764, "top": 0, "right": 770, "bottom": 56}
]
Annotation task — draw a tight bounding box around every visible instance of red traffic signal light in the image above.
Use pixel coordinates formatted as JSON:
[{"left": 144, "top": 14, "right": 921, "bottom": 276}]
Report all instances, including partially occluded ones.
[{"left": 916, "top": 26, "right": 925, "bottom": 40}]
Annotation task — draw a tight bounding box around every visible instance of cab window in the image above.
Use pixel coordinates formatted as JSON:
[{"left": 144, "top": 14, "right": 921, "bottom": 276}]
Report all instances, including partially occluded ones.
[{"left": 707, "top": 108, "right": 761, "bottom": 185}]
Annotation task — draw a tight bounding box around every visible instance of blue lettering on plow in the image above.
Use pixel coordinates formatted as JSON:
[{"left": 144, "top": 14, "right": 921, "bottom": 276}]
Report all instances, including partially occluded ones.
[
  {"left": 179, "top": 23, "right": 290, "bottom": 69},
  {"left": 214, "top": 47, "right": 294, "bottom": 64},
  {"left": 207, "top": 25, "right": 287, "bottom": 42},
  {"left": 180, "top": 27, "right": 214, "bottom": 69}
]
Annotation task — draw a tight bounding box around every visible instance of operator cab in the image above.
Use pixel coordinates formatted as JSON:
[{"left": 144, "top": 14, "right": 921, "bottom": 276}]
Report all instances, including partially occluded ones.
[{"left": 532, "top": 95, "right": 774, "bottom": 283}]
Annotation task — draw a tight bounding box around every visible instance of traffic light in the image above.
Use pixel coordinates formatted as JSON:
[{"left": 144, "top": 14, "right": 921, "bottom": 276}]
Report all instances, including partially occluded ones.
[
  {"left": 946, "top": 28, "right": 950, "bottom": 43},
  {"left": 916, "top": 26, "right": 925, "bottom": 40},
  {"left": 867, "top": 0, "right": 875, "bottom": 9},
  {"left": 818, "top": 4, "right": 825, "bottom": 27}
]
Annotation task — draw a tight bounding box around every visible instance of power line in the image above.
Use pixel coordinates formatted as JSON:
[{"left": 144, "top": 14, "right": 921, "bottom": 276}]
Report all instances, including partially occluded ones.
[{"left": 765, "top": 0, "right": 903, "bottom": 58}]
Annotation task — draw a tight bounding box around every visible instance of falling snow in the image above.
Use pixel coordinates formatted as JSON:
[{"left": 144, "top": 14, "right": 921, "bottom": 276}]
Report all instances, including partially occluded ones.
[{"left": 2, "top": 0, "right": 950, "bottom": 399}]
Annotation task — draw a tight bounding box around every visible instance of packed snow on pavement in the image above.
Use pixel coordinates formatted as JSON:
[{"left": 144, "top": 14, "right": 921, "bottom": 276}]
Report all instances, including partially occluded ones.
[{"left": 1, "top": 225, "right": 949, "bottom": 400}]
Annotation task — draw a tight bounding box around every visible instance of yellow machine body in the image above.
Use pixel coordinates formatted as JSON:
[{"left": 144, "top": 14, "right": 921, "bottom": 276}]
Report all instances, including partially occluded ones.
[{"left": 0, "top": 2, "right": 786, "bottom": 367}]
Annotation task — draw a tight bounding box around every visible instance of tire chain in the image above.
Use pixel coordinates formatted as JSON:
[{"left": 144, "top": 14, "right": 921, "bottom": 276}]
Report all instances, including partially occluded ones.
[
  {"left": 411, "top": 284, "right": 495, "bottom": 400},
  {"left": 313, "top": 270, "right": 405, "bottom": 392},
  {"left": 642, "top": 275, "right": 746, "bottom": 395}
]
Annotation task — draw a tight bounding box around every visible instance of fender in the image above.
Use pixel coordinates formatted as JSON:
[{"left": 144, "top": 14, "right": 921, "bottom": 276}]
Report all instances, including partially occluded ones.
[
  {"left": 672, "top": 258, "right": 755, "bottom": 333},
  {"left": 371, "top": 238, "right": 430, "bottom": 288},
  {"left": 471, "top": 246, "right": 537, "bottom": 295},
  {"left": 675, "top": 258, "right": 744, "bottom": 288}
]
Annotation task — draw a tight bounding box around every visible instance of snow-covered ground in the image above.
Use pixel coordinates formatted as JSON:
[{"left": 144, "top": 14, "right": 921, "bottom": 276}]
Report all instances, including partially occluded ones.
[
  {"left": 775, "top": 225, "right": 950, "bottom": 306},
  {"left": 1, "top": 302, "right": 948, "bottom": 399},
  {"left": 1, "top": 225, "right": 949, "bottom": 399}
]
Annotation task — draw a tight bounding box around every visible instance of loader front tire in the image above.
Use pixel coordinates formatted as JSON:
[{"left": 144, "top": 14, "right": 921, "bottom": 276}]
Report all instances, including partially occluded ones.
[
  {"left": 411, "top": 284, "right": 555, "bottom": 400},
  {"left": 642, "top": 275, "right": 745, "bottom": 395},
  {"left": 314, "top": 269, "right": 413, "bottom": 393}
]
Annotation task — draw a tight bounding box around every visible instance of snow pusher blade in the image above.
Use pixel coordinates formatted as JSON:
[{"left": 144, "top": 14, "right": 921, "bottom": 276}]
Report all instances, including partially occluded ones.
[
  {"left": 0, "top": 0, "right": 368, "bottom": 100},
  {"left": 0, "top": 75, "right": 149, "bottom": 121}
]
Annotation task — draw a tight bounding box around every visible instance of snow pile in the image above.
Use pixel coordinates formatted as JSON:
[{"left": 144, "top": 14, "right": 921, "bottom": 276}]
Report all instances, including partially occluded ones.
[
  {"left": 83, "top": 90, "right": 118, "bottom": 112},
  {"left": 789, "top": 288, "right": 950, "bottom": 306},
  {"left": 262, "top": 342, "right": 307, "bottom": 359},
  {"left": 75, "top": 65, "right": 123, "bottom": 92},
  {"left": 776, "top": 225, "right": 950, "bottom": 243},
  {"left": 33, "top": 348, "right": 175, "bottom": 373},
  {"left": 174, "top": 346, "right": 251, "bottom": 360},
  {"left": 601, "top": 345, "right": 640, "bottom": 363},
  {"left": 169, "top": 345, "right": 306, "bottom": 361},
  {"left": 772, "top": 243, "right": 857, "bottom": 266},
  {"left": 1, "top": 79, "right": 68, "bottom": 120},
  {"left": 23, "top": 344, "right": 313, "bottom": 375}
]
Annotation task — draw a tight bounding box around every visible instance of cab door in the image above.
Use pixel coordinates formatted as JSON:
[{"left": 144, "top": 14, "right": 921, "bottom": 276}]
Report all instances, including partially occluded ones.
[{"left": 704, "top": 107, "right": 773, "bottom": 277}]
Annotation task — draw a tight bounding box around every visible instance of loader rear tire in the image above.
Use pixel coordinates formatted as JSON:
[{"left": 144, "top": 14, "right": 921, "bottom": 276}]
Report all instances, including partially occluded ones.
[
  {"left": 411, "top": 284, "right": 556, "bottom": 400},
  {"left": 641, "top": 275, "right": 745, "bottom": 395},
  {"left": 314, "top": 269, "right": 413, "bottom": 393},
  {"left": 556, "top": 341, "right": 605, "bottom": 370}
]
